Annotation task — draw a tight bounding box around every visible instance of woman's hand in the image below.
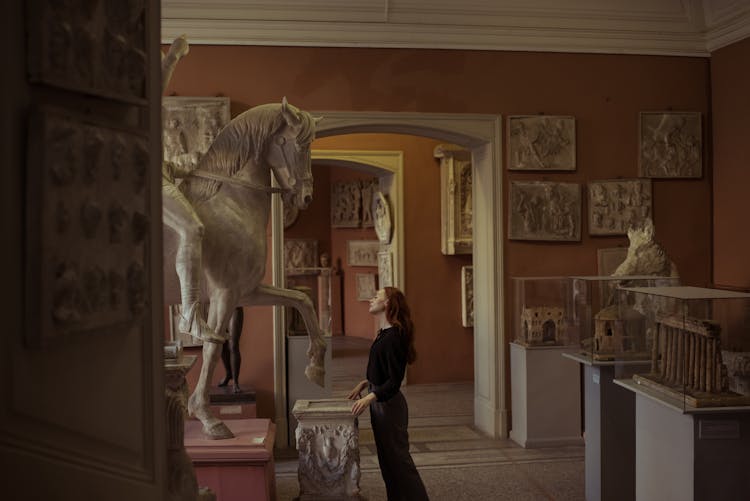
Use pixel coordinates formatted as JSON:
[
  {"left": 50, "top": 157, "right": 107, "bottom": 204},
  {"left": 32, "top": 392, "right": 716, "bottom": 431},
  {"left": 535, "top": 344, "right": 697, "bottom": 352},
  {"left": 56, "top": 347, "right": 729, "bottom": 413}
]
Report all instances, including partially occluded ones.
[
  {"left": 347, "top": 380, "right": 368, "bottom": 400},
  {"left": 351, "top": 392, "right": 376, "bottom": 416}
]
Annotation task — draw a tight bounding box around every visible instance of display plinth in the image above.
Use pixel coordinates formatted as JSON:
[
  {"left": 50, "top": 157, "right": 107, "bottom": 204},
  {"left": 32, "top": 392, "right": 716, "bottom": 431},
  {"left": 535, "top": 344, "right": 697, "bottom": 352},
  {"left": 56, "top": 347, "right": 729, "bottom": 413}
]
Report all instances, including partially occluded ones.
[
  {"left": 563, "top": 352, "right": 649, "bottom": 501},
  {"left": 184, "top": 418, "right": 276, "bottom": 501},
  {"left": 615, "top": 378, "right": 750, "bottom": 501},
  {"left": 292, "top": 399, "right": 362, "bottom": 500},
  {"left": 509, "top": 342, "right": 583, "bottom": 448},
  {"left": 208, "top": 386, "right": 257, "bottom": 420}
]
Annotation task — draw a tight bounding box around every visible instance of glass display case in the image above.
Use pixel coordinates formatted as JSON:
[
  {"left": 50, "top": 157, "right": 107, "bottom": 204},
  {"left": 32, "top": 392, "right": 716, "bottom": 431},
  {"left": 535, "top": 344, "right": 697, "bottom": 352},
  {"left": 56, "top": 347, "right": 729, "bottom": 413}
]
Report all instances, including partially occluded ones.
[
  {"left": 617, "top": 285, "right": 750, "bottom": 410},
  {"left": 570, "top": 275, "right": 679, "bottom": 362},
  {"left": 511, "top": 276, "right": 573, "bottom": 347}
]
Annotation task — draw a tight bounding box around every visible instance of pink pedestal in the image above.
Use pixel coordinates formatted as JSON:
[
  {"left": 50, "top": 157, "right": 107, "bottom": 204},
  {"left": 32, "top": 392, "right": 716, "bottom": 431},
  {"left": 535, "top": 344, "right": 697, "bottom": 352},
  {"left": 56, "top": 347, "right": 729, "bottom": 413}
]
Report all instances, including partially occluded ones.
[{"left": 185, "top": 419, "right": 276, "bottom": 501}]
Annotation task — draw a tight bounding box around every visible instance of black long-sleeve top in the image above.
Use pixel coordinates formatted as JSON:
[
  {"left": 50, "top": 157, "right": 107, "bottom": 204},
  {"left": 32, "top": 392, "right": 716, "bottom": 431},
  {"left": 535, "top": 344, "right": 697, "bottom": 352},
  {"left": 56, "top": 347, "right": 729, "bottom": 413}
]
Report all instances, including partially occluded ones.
[{"left": 366, "top": 326, "right": 408, "bottom": 402}]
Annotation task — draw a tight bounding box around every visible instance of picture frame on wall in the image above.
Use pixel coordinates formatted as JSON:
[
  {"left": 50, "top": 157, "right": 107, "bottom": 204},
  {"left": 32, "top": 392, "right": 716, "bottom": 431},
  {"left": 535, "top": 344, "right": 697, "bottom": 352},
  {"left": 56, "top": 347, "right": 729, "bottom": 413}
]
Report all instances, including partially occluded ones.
[
  {"left": 588, "top": 179, "right": 652, "bottom": 236},
  {"left": 508, "top": 181, "right": 581, "bottom": 241},
  {"left": 639, "top": 111, "right": 702, "bottom": 178},
  {"left": 347, "top": 240, "right": 379, "bottom": 267},
  {"left": 507, "top": 115, "right": 576, "bottom": 171}
]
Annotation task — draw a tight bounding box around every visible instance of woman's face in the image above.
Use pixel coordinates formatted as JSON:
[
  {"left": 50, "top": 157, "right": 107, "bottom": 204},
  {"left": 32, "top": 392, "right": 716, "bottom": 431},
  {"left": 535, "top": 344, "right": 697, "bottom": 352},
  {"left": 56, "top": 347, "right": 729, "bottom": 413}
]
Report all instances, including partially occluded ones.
[{"left": 368, "top": 289, "right": 387, "bottom": 315}]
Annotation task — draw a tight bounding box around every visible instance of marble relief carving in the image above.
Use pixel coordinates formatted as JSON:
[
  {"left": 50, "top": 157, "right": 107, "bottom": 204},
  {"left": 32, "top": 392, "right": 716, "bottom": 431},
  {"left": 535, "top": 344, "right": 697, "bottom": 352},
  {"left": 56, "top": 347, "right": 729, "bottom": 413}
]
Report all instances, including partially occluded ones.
[
  {"left": 331, "top": 178, "right": 380, "bottom": 229},
  {"left": 434, "top": 144, "right": 472, "bottom": 255},
  {"left": 588, "top": 179, "right": 652, "bottom": 236},
  {"left": 639, "top": 112, "right": 702, "bottom": 178},
  {"left": 347, "top": 240, "right": 379, "bottom": 267},
  {"left": 28, "top": 0, "right": 148, "bottom": 103},
  {"left": 27, "top": 108, "right": 149, "bottom": 347},
  {"left": 285, "top": 239, "right": 319, "bottom": 271},
  {"left": 377, "top": 251, "right": 393, "bottom": 288},
  {"left": 373, "top": 191, "right": 393, "bottom": 245},
  {"left": 331, "top": 181, "right": 361, "bottom": 228},
  {"left": 293, "top": 400, "right": 362, "bottom": 500},
  {"left": 508, "top": 115, "right": 576, "bottom": 171},
  {"left": 509, "top": 181, "right": 581, "bottom": 241},
  {"left": 355, "top": 274, "right": 377, "bottom": 301},
  {"left": 162, "top": 97, "right": 231, "bottom": 173},
  {"left": 461, "top": 266, "right": 474, "bottom": 328}
]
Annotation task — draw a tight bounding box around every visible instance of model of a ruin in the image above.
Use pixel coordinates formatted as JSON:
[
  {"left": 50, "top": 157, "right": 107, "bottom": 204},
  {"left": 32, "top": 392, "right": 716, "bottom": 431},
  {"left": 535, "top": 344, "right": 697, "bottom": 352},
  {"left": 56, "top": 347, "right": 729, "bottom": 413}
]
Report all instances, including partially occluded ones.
[
  {"left": 588, "top": 305, "right": 648, "bottom": 360},
  {"left": 633, "top": 315, "right": 750, "bottom": 407},
  {"left": 519, "top": 307, "right": 567, "bottom": 346}
]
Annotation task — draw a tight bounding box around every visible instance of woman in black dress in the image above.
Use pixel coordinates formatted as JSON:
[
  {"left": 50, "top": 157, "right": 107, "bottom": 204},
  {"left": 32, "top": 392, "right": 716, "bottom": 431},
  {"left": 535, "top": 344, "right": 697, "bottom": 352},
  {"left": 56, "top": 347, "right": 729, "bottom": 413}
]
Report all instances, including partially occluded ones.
[{"left": 349, "top": 287, "right": 429, "bottom": 501}]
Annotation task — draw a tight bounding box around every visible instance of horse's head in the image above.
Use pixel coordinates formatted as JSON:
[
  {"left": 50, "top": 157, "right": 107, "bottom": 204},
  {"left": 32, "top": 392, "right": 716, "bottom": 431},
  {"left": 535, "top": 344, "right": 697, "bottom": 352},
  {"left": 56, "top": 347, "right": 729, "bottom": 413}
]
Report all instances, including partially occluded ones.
[{"left": 267, "top": 98, "right": 321, "bottom": 210}]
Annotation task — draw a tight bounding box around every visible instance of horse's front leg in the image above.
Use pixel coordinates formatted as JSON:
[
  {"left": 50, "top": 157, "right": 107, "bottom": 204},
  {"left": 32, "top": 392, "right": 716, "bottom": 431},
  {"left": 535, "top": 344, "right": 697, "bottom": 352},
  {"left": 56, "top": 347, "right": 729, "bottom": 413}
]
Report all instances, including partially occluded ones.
[
  {"left": 188, "top": 288, "right": 236, "bottom": 439},
  {"left": 243, "top": 284, "right": 326, "bottom": 387}
]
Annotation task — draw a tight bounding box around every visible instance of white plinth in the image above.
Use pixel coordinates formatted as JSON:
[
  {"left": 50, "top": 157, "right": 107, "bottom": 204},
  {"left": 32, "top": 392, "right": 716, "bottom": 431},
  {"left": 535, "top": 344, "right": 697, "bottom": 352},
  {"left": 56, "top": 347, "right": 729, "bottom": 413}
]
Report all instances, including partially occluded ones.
[{"left": 509, "top": 342, "right": 583, "bottom": 448}]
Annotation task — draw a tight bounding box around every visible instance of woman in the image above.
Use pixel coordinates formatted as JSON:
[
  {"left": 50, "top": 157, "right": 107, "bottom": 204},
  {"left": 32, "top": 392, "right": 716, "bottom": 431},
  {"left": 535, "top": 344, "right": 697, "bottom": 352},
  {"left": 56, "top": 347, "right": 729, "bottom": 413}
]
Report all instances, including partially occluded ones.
[{"left": 349, "top": 287, "right": 429, "bottom": 501}]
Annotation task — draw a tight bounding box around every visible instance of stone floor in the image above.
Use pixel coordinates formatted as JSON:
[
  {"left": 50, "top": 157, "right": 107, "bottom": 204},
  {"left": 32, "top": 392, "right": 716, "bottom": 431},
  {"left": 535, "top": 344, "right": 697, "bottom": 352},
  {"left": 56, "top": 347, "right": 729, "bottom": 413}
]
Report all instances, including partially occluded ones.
[{"left": 275, "top": 336, "right": 585, "bottom": 500}]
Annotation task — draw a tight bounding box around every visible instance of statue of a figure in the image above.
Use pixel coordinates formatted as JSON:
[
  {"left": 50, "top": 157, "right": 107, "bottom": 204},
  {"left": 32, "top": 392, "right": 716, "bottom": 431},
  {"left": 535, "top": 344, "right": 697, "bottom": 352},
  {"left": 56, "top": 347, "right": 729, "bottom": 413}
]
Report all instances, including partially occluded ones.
[
  {"left": 218, "top": 307, "right": 243, "bottom": 393},
  {"left": 162, "top": 36, "right": 223, "bottom": 343}
]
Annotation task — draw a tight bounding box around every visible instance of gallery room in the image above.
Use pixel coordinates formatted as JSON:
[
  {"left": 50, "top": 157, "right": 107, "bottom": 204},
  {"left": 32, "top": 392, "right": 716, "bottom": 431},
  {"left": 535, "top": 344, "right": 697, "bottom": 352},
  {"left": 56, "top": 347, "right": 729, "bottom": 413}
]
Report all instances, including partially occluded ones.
[{"left": 3, "top": 0, "right": 750, "bottom": 500}]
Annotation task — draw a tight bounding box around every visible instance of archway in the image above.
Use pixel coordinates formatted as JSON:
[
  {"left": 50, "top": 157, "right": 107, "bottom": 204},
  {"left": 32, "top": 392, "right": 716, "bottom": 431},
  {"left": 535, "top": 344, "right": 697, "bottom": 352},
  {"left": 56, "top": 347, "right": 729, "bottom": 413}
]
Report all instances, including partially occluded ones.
[{"left": 270, "top": 112, "right": 507, "bottom": 443}]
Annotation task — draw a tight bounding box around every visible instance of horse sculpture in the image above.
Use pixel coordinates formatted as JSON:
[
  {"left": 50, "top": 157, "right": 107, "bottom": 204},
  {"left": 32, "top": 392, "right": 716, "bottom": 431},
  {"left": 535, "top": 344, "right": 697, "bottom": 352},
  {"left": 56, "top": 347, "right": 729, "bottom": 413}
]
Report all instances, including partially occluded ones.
[{"left": 163, "top": 97, "right": 325, "bottom": 439}]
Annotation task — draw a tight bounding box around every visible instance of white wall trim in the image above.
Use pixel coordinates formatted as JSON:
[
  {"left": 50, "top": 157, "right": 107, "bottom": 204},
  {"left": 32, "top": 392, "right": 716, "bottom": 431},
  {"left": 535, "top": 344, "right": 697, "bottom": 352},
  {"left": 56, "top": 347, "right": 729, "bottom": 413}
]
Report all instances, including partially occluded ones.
[
  {"left": 162, "top": 0, "right": 750, "bottom": 56},
  {"left": 294, "top": 112, "right": 508, "bottom": 438}
]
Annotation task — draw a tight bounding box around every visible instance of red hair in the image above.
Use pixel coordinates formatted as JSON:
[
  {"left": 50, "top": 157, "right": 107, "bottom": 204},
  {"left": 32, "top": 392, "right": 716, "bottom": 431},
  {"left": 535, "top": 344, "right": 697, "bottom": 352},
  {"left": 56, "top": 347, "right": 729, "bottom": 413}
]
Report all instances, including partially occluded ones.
[{"left": 384, "top": 287, "right": 417, "bottom": 364}]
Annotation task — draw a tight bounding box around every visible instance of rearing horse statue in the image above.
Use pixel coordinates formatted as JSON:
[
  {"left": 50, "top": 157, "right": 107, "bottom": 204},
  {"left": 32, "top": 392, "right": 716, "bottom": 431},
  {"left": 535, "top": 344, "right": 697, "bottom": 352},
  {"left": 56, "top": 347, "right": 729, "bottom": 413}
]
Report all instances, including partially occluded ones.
[{"left": 164, "top": 98, "right": 326, "bottom": 439}]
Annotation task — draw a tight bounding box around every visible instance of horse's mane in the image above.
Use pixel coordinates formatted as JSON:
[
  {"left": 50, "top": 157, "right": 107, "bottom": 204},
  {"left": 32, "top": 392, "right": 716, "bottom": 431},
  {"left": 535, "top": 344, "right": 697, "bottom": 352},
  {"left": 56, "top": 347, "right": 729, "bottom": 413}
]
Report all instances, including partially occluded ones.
[{"left": 181, "top": 102, "right": 316, "bottom": 202}]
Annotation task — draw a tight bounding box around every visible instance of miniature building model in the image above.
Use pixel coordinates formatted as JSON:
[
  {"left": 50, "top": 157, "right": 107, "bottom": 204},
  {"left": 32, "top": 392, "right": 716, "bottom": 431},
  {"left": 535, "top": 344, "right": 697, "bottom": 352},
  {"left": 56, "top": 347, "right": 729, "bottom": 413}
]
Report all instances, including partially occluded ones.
[
  {"left": 635, "top": 315, "right": 750, "bottom": 407},
  {"left": 520, "top": 307, "right": 566, "bottom": 346},
  {"left": 592, "top": 305, "right": 646, "bottom": 359}
]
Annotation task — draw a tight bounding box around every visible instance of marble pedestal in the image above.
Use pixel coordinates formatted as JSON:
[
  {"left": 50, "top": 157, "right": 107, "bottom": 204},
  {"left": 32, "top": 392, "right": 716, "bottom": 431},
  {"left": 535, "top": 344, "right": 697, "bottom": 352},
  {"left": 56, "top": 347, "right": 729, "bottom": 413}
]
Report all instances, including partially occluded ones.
[
  {"left": 184, "top": 418, "right": 276, "bottom": 501},
  {"left": 292, "top": 399, "right": 362, "bottom": 500},
  {"left": 616, "top": 378, "right": 750, "bottom": 501},
  {"left": 509, "top": 342, "right": 583, "bottom": 448}
]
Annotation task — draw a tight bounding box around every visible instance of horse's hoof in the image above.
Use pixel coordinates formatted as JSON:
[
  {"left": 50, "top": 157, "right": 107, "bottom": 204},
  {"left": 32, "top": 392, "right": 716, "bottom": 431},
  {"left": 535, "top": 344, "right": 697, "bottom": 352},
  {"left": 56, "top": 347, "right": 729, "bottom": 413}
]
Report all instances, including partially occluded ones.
[
  {"left": 305, "top": 365, "right": 325, "bottom": 387},
  {"left": 203, "top": 421, "right": 234, "bottom": 440}
]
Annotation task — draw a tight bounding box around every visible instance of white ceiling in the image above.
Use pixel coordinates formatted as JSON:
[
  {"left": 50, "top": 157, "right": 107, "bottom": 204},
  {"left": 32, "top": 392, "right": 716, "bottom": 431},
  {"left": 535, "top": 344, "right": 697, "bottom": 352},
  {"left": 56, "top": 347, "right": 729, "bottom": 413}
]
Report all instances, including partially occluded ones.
[{"left": 161, "top": 0, "right": 750, "bottom": 56}]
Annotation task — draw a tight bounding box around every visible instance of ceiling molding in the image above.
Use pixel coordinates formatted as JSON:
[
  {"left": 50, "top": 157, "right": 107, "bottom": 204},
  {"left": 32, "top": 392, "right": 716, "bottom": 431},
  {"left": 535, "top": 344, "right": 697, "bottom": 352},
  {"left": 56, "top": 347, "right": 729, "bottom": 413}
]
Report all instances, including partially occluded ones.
[{"left": 162, "top": 0, "right": 750, "bottom": 56}]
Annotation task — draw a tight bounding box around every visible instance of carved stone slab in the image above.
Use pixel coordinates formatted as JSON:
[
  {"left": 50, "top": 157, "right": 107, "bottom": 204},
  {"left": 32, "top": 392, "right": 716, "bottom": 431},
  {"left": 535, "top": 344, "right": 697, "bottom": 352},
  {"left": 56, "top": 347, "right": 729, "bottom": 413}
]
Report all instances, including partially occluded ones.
[
  {"left": 509, "top": 181, "right": 581, "bottom": 241},
  {"left": 360, "top": 179, "right": 377, "bottom": 228},
  {"left": 434, "top": 144, "right": 472, "bottom": 255},
  {"left": 588, "top": 179, "right": 652, "bottom": 235},
  {"left": 355, "top": 273, "right": 377, "bottom": 301},
  {"left": 377, "top": 251, "right": 393, "bottom": 288},
  {"left": 347, "top": 240, "right": 379, "bottom": 267},
  {"left": 461, "top": 266, "right": 474, "bottom": 328},
  {"left": 162, "top": 97, "right": 231, "bottom": 173},
  {"left": 373, "top": 191, "right": 393, "bottom": 245},
  {"left": 507, "top": 115, "right": 576, "bottom": 171},
  {"left": 639, "top": 111, "right": 702, "bottom": 178},
  {"left": 26, "top": 107, "right": 149, "bottom": 347},
  {"left": 292, "top": 399, "right": 362, "bottom": 500},
  {"left": 331, "top": 181, "right": 361, "bottom": 228},
  {"left": 285, "top": 239, "right": 319, "bottom": 271},
  {"left": 28, "top": 0, "right": 149, "bottom": 104}
]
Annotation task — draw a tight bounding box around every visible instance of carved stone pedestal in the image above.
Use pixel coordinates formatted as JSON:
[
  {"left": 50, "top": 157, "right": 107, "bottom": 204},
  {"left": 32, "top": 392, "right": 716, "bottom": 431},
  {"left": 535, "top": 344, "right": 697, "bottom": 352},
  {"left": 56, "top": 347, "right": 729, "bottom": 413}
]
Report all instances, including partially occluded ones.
[
  {"left": 292, "top": 399, "right": 363, "bottom": 500},
  {"left": 165, "top": 355, "right": 216, "bottom": 501}
]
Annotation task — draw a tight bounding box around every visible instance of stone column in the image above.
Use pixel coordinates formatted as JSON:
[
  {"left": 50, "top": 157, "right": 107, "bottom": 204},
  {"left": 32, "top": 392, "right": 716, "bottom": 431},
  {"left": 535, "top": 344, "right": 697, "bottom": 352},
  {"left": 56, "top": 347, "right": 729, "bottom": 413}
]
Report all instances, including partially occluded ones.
[
  {"left": 292, "top": 399, "right": 363, "bottom": 500},
  {"left": 165, "top": 355, "right": 215, "bottom": 501}
]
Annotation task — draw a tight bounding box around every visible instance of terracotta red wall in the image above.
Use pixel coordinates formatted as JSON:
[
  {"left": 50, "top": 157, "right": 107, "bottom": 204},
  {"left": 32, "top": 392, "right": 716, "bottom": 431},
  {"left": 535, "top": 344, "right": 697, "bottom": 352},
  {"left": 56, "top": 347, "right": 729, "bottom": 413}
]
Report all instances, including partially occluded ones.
[
  {"left": 711, "top": 37, "right": 750, "bottom": 290},
  {"left": 166, "top": 45, "right": 713, "bottom": 418}
]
